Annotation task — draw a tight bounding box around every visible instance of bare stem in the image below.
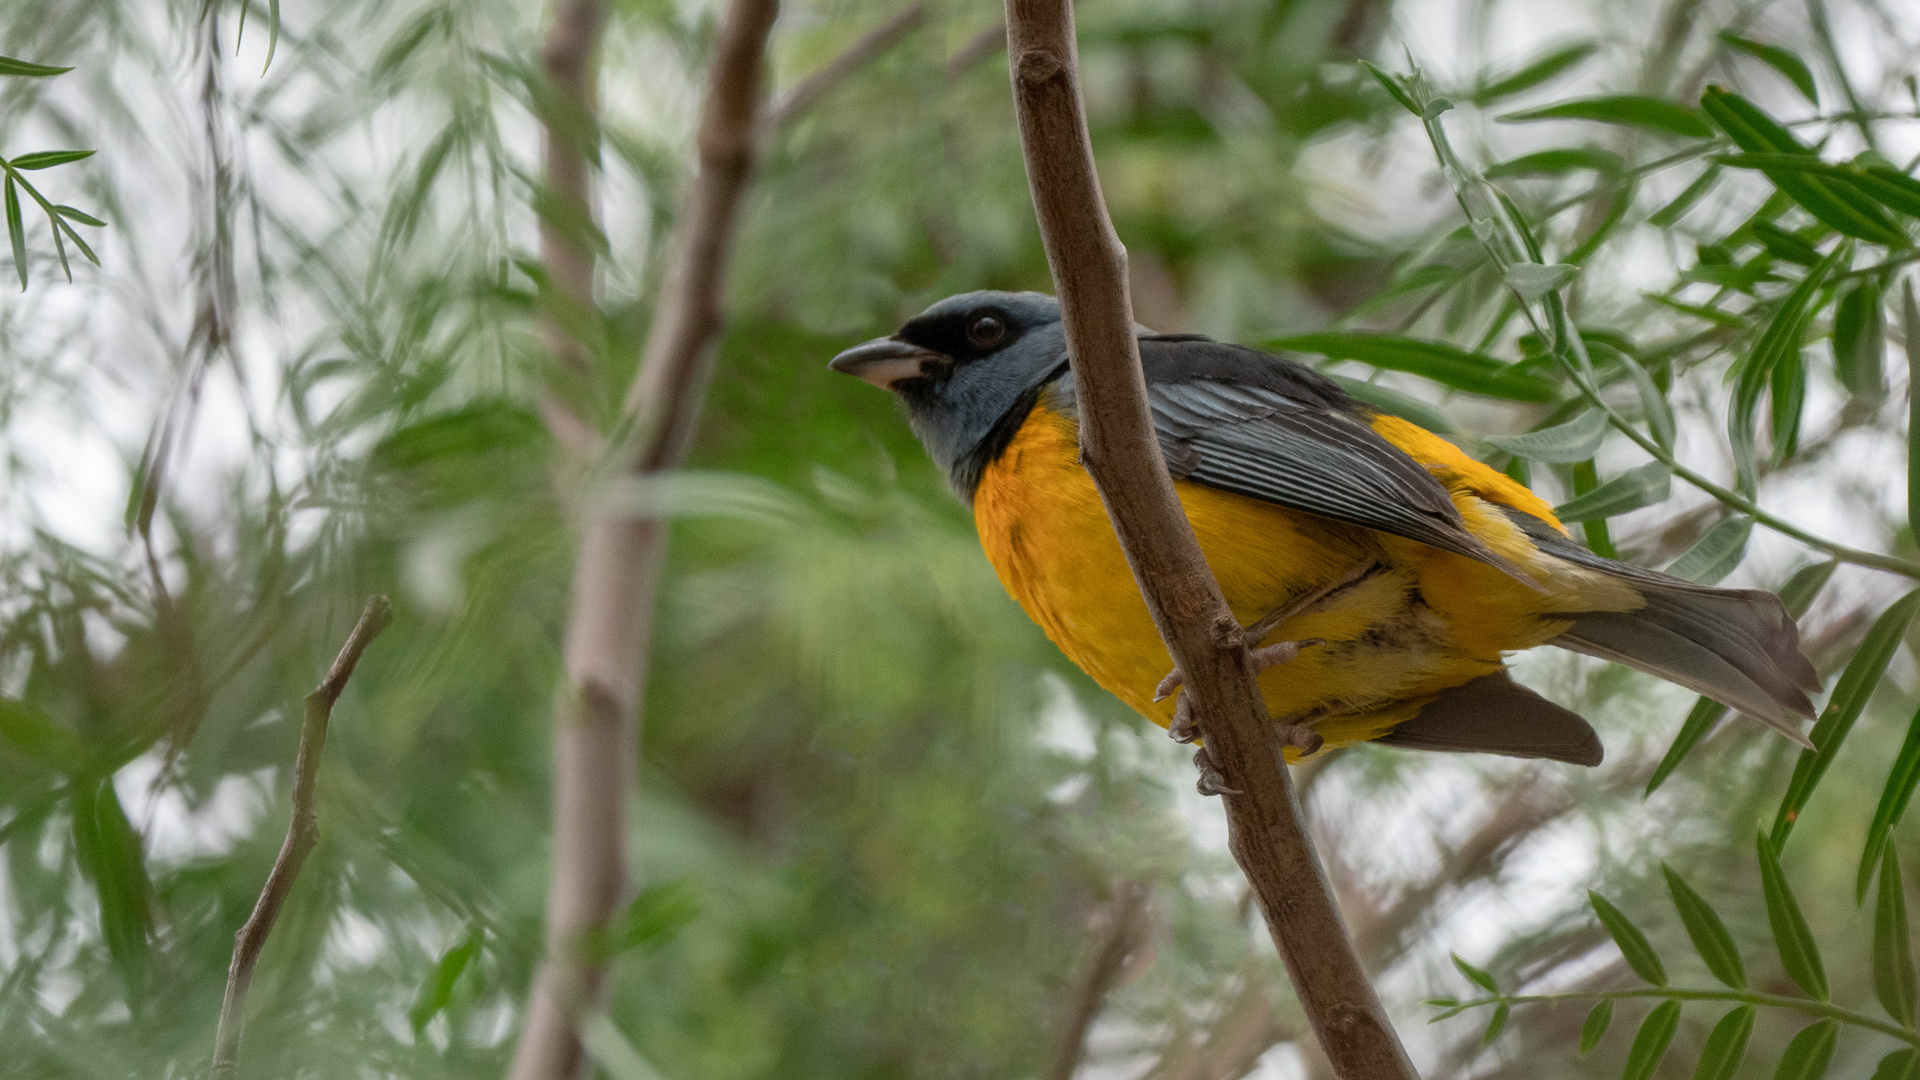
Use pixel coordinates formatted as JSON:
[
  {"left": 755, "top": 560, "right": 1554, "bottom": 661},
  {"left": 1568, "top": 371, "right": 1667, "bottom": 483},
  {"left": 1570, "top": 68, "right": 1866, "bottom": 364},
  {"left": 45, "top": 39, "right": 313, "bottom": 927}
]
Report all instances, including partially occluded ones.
[
  {"left": 210, "top": 596, "right": 392, "bottom": 1080},
  {"left": 1045, "top": 882, "right": 1150, "bottom": 1080},
  {"left": 507, "top": 1, "right": 780, "bottom": 1078},
  {"left": 761, "top": 4, "right": 924, "bottom": 133},
  {"left": 1000, "top": 3, "right": 1417, "bottom": 1077}
]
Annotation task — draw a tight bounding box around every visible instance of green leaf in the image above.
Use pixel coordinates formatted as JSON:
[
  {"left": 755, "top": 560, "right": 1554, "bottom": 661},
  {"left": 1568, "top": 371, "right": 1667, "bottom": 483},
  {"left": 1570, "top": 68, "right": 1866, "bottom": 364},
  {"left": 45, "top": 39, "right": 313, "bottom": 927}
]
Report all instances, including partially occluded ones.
[
  {"left": 8, "top": 149, "right": 94, "bottom": 171},
  {"left": 1505, "top": 261, "right": 1580, "bottom": 300},
  {"left": 1623, "top": 1000, "right": 1682, "bottom": 1080},
  {"left": 1647, "top": 698, "right": 1731, "bottom": 796},
  {"left": 1773, "top": 588, "right": 1920, "bottom": 848},
  {"left": 1771, "top": 1019, "right": 1837, "bottom": 1080},
  {"left": 1579, "top": 998, "right": 1613, "bottom": 1055},
  {"left": 1330, "top": 375, "right": 1461, "bottom": 435},
  {"left": 1451, "top": 952, "right": 1498, "bottom": 993},
  {"left": 1701, "top": 89, "right": 1908, "bottom": 246},
  {"left": 1483, "top": 409, "right": 1606, "bottom": 463},
  {"left": 1552, "top": 462, "right": 1670, "bottom": 523},
  {"left": 1692, "top": 1006, "right": 1754, "bottom": 1080},
  {"left": 1875, "top": 846, "right": 1916, "bottom": 1024},
  {"left": 1265, "top": 333, "right": 1559, "bottom": 401},
  {"left": 1718, "top": 32, "right": 1819, "bottom": 104},
  {"left": 1500, "top": 96, "right": 1714, "bottom": 139},
  {"left": 1649, "top": 166, "right": 1721, "bottom": 228},
  {"left": 1588, "top": 891, "right": 1666, "bottom": 984},
  {"left": 1484, "top": 147, "right": 1625, "bottom": 179},
  {"left": 1360, "top": 61, "right": 1420, "bottom": 117},
  {"left": 1770, "top": 347, "right": 1805, "bottom": 461},
  {"left": 1472, "top": 41, "right": 1599, "bottom": 104},
  {"left": 1757, "top": 831, "right": 1827, "bottom": 1000},
  {"left": 1907, "top": 282, "right": 1920, "bottom": 544},
  {"left": 0, "top": 698, "right": 86, "bottom": 771},
  {"left": 5, "top": 174, "right": 25, "bottom": 291},
  {"left": 1861, "top": 707, "right": 1920, "bottom": 902},
  {"left": 1857, "top": 165, "right": 1920, "bottom": 220},
  {"left": 1730, "top": 246, "right": 1846, "bottom": 496},
  {"left": 54, "top": 205, "right": 106, "bottom": 228},
  {"left": 1665, "top": 516, "right": 1753, "bottom": 585},
  {"left": 1833, "top": 278, "right": 1886, "bottom": 400},
  {"left": 1875, "top": 1050, "right": 1920, "bottom": 1080},
  {"left": 608, "top": 878, "right": 700, "bottom": 954},
  {"left": 0, "top": 55, "right": 73, "bottom": 77},
  {"left": 1662, "top": 864, "right": 1745, "bottom": 988},
  {"left": 409, "top": 932, "right": 481, "bottom": 1035},
  {"left": 69, "top": 778, "right": 154, "bottom": 991},
  {"left": 1778, "top": 559, "right": 1839, "bottom": 619},
  {"left": 1618, "top": 352, "right": 1676, "bottom": 450},
  {"left": 1752, "top": 221, "right": 1822, "bottom": 266},
  {"left": 1482, "top": 1001, "right": 1509, "bottom": 1045}
]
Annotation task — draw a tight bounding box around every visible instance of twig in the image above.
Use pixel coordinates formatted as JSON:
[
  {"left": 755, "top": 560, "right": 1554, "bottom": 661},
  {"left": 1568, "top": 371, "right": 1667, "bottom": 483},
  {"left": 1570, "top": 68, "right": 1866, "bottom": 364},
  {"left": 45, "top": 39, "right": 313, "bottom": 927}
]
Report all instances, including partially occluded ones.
[
  {"left": 211, "top": 596, "right": 392, "bottom": 1080},
  {"left": 507, "top": 1, "right": 779, "bottom": 1078},
  {"left": 1046, "top": 881, "right": 1150, "bottom": 1080},
  {"left": 535, "top": 0, "right": 604, "bottom": 461},
  {"left": 1141, "top": 972, "right": 1294, "bottom": 1080},
  {"left": 946, "top": 21, "right": 1007, "bottom": 80},
  {"left": 760, "top": 4, "right": 924, "bottom": 133},
  {"left": 1000, "top": 4, "right": 1417, "bottom": 1078}
]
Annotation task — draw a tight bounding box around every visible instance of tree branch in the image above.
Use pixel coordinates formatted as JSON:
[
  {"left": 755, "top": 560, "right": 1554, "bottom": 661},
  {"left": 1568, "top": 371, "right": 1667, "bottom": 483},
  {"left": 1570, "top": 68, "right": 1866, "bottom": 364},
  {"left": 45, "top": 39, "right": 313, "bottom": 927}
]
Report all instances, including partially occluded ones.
[
  {"left": 211, "top": 596, "right": 392, "bottom": 1080},
  {"left": 1046, "top": 881, "right": 1150, "bottom": 1080},
  {"left": 535, "top": 0, "right": 605, "bottom": 461},
  {"left": 1000, "top": 4, "right": 1416, "bottom": 1077},
  {"left": 760, "top": 4, "right": 924, "bottom": 133},
  {"left": 508, "top": 1, "right": 780, "bottom": 1077}
]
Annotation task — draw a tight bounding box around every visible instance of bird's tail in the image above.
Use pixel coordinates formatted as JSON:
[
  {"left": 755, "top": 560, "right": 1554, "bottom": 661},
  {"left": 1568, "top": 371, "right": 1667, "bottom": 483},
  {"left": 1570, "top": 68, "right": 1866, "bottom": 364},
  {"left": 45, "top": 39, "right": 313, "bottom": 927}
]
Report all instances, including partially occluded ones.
[
  {"left": 1495, "top": 506, "right": 1821, "bottom": 744},
  {"left": 1551, "top": 573, "right": 1820, "bottom": 745}
]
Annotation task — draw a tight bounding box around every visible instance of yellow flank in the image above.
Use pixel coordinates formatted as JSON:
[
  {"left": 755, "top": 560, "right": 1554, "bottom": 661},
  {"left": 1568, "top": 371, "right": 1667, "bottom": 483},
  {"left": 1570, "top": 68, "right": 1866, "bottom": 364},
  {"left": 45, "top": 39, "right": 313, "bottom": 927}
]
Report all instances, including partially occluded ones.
[{"left": 971, "top": 400, "right": 1642, "bottom": 758}]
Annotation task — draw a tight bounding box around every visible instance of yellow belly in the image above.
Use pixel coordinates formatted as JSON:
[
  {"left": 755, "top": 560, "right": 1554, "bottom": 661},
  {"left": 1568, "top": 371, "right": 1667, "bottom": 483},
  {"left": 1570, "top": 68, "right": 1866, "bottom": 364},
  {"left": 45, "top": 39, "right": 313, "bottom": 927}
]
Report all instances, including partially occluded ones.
[{"left": 971, "top": 404, "right": 1605, "bottom": 754}]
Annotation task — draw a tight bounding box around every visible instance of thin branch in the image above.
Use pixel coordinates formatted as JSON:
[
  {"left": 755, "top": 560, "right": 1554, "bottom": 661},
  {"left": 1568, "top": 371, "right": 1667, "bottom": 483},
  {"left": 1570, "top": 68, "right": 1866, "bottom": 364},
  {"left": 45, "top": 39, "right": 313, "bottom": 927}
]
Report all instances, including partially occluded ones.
[
  {"left": 1000, "top": 4, "right": 1417, "bottom": 1078},
  {"left": 946, "top": 21, "right": 1007, "bottom": 81},
  {"left": 211, "top": 596, "right": 392, "bottom": 1080},
  {"left": 1046, "top": 881, "right": 1150, "bottom": 1080},
  {"left": 508, "top": 1, "right": 780, "bottom": 1078},
  {"left": 760, "top": 4, "right": 924, "bottom": 133},
  {"left": 1142, "top": 972, "right": 1294, "bottom": 1080},
  {"left": 535, "top": 0, "right": 604, "bottom": 461}
]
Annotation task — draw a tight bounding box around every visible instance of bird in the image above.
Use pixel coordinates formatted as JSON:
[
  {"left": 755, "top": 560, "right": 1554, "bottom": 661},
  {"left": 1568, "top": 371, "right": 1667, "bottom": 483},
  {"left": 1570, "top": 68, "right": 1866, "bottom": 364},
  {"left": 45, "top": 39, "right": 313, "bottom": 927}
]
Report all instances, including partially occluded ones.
[{"left": 829, "top": 290, "right": 1819, "bottom": 779}]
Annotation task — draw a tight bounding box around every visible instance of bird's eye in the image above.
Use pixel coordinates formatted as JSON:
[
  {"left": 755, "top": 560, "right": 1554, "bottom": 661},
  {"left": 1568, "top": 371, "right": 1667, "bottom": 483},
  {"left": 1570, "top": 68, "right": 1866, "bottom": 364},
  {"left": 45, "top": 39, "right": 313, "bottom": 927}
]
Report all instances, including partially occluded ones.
[{"left": 966, "top": 314, "right": 1006, "bottom": 348}]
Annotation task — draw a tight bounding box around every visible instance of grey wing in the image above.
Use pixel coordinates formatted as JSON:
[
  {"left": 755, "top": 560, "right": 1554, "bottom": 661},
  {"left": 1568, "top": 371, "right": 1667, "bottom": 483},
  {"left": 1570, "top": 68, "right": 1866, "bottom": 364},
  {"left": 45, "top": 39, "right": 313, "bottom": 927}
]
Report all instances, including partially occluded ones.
[
  {"left": 1375, "top": 671, "right": 1603, "bottom": 765},
  {"left": 1148, "top": 379, "right": 1530, "bottom": 580}
]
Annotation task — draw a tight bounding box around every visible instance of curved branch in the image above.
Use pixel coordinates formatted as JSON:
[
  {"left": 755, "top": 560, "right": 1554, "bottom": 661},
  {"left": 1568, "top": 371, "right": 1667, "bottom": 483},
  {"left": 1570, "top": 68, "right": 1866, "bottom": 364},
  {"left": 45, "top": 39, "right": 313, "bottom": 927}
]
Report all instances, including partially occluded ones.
[{"left": 1000, "top": 3, "right": 1417, "bottom": 1077}]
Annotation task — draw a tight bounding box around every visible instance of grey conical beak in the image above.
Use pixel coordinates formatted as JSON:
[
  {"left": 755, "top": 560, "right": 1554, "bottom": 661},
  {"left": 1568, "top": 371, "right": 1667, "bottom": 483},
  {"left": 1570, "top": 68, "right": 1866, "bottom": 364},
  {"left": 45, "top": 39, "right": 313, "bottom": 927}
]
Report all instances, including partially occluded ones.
[{"left": 828, "top": 337, "right": 947, "bottom": 390}]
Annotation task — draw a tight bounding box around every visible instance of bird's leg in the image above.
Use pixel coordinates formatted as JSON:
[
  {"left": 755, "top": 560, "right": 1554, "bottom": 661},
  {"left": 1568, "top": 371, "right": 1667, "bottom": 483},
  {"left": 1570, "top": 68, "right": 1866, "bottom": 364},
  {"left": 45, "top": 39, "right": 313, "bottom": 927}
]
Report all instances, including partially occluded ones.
[
  {"left": 1192, "top": 746, "right": 1241, "bottom": 797},
  {"left": 1153, "top": 561, "right": 1379, "bottom": 718}
]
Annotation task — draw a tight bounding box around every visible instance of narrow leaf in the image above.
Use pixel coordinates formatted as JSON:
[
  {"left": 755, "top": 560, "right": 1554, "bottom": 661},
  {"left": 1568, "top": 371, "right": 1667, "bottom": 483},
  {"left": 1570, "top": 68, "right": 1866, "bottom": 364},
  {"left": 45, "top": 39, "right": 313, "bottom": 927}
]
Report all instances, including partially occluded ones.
[
  {"left": 1773, "top": 588, "right": 1920, "bottom": 847},
  {"left": 1361, "top": 61, "right": 1420, "bottom": 117},
  {"left": 8, "top": 149, "right": 94, "bottom": 171},
  {"left": 69, "top": 778, "right": 154, "bottom": 990},
  {"left": 1500, "top": 96, "right": 1714, "bottom": 138},
  {"left": 1757, "top": 831, "right": 1827, "bottom": 1000},
  {"left": 1552, "top": 462, "right": 1671, "bottom": 523},
  {"left": 1665, "top": 516, "right": 1753, "bottom": 585},
  {"left": 1876, "top": 1050, "right": 1920, "bottom": 1080},
  {"left": 1451, "top": 952, "right": 1498, "bottom": 994},
  {"left": 1692, "top": 1006, "right": 1754, "bottom": 1080},
  {"left": 1331, "top": 376, "right": 1462, "bottom": 435},
  {"left": 1265, "top": 332, "right": 1559, "bottom": 401},
  {"left": 1505, "top": 261, "right": 1580, "bottom": 300},
  {"left": 1702, "top": 89, "right": 1908, "bottom": 245},
  {"left": 1589, "top": 891, "right": 1666, "bottom": 985},
  {"left": 1484, "top": 147, "right": 1625, "bottom": 178},
  {"left": 0, "top": 56, "right": 72, "bottom": 77},
  {"left": 1861, "top": 706, "right": 1920, "bottom": 901},
  {"left": 1907, "top": 282, "right": 1920, "bottom": 544},
  {"left": 53, "top": 205, "right": 106, "bottom": 228},
  {"left": 1779, "top": 559, "right": 1839, "bottom": 619},
  {"left": 1579, "top": 998, "right": 1613, "bottom": 1055},
  {"left": 1771, "top": 1019, "right": 1837, "bottom": 1080},
  {"left": 1620, "top": 352, "right": 1676, "bottom": 450},
  {"left": 1482, "top": 1001, "right": 1509, "bottom": 1045},
  {"left": 1649, "top": 166, "right": 1721, "bottom": 227},
  {"left": 1663, "top": 864, "right": 1746, "bottom": 988},
  {"left": 5, "top": 175, "right": 25, "bottom": 291},
  {"left": 409, "top": 932, "right": 481, "bottom": 1035},
  {"left": 1875, "top": 846, "right": 1916, "bottom": 1024},
  {"left": 0, "top": 698, "right": 87, "bottom": 770},
  {"left": 1719, "top": 32, "right": 1819, "bottom": 104},
  {"left": 1483, "top": 409, "right": 1607, "bottom": 463},
  {"left": 1771, "top": 347, "right": 1806, "bottom": 461},
  {"left": 1833, "top": 278, "right": 1886, "bottom": 400},
  {"left": 1623, "top": 1000, "right": 1682, "bottom": 1080},
  {"left": 1472, "top": 41, "right": 1600, "bottom": 104},
  {"left": 1647, "top": 698, "right": 1732, "bottom": 796}
]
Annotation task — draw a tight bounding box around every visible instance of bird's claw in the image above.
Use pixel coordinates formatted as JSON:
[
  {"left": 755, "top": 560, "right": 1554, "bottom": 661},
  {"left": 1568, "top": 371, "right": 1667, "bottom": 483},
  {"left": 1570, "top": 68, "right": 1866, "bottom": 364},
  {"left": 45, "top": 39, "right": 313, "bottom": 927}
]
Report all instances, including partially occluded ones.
[
  {"left": 1276, "top": 724, "right": 1324, "bottom": 756},
  {"left": 1193, "top": 746, "right": 1241, "bottom": 797}
]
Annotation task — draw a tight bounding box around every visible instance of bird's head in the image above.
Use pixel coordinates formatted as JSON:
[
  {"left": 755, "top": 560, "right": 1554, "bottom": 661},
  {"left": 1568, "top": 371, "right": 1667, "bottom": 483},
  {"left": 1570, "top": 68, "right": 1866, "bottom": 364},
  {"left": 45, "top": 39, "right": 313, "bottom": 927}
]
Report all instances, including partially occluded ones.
[{"left": 829, "top": 290, "right": 1069, "bottom": 493}]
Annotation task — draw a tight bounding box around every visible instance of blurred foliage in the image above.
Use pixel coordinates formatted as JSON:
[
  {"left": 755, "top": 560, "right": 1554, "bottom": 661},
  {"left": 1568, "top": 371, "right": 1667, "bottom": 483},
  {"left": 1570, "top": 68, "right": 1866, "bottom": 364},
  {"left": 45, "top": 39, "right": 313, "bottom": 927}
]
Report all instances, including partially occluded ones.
[{"left": 5, "top": 0, "right": 1920, "bottom": 1079}]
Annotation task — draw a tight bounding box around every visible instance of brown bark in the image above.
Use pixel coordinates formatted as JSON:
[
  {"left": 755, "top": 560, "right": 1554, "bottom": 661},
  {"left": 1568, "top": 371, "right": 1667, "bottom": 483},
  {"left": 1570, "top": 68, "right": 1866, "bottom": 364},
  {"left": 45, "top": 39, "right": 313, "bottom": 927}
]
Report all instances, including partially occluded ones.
[
  {"left": 1000, "top": 2, "right": 1417, "bottom": 1077},
  {"left": 507, "top": 2, "right": 780, "bottom": 1079},
  {"left": 212, "top": 598, "right": 392, "bottom": 1080},
  {"left": 1045, "top": 881, "right": 1151, "bottom": 1080}
]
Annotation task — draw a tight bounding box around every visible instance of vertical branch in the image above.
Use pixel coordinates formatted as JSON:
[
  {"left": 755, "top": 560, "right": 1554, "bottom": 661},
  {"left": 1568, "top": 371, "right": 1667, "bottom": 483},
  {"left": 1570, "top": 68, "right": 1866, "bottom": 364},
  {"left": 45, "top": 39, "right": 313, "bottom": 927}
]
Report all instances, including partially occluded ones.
[
  {"left": 508, "top": 1, "right": 779, "bottom": 1078},
  {"left": 1045, "top": 881, "right": 1150, "bottom": 1080},
  {"left": 211, "top": 597, "right": 392, "bottom": 1080},
  {"left": 1000, "top": 3, "right": 1417, "bottom": 1077},
  {"left": 536, "top": 0, "right": 605, "bottom": 460}
]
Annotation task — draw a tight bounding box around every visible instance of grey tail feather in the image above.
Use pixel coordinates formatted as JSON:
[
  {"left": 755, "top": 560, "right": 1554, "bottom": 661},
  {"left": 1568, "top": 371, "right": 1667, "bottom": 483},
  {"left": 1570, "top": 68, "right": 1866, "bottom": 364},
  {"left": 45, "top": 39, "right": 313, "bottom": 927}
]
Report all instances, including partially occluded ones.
[
  {"left": 1494, "top": 505, "right": 1820, "bottom": 747},
  {"left": 1376, "top": 671, "right": 1603, "bottom": 766}
]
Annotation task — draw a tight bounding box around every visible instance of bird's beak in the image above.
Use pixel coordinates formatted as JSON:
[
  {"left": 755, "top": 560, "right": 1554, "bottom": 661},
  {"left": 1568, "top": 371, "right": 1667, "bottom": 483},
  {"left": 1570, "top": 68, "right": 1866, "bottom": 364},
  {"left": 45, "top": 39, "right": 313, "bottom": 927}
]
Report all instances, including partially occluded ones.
[{"left": 828, "top": 337, "right": 947, "bottom": 390}]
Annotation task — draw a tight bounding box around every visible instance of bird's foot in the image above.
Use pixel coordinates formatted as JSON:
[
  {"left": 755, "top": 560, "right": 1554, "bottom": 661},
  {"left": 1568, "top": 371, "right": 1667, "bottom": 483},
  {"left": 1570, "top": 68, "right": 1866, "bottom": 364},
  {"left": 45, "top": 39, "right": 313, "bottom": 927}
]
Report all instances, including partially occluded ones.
[
  {"left": 1192, "top": 746, "right": 1241, "bottom": 797},
  {"left": 1154, "top": 638, "right": 1325, "bottom": 744}
]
